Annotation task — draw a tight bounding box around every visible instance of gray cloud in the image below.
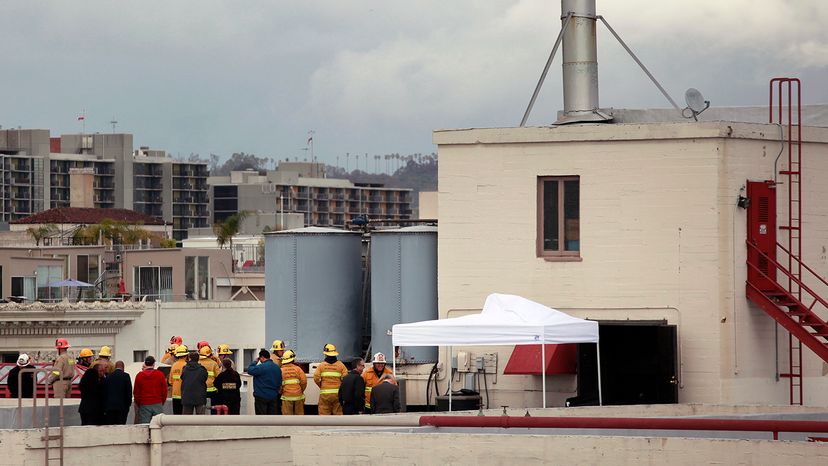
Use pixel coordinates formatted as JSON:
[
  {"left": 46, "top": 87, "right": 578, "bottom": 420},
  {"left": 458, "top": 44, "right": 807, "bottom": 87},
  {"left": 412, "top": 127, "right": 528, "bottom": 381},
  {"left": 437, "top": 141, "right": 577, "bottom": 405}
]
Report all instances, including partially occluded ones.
[{"left": 1, "top": 0, "right": 827, "bottom": 167}]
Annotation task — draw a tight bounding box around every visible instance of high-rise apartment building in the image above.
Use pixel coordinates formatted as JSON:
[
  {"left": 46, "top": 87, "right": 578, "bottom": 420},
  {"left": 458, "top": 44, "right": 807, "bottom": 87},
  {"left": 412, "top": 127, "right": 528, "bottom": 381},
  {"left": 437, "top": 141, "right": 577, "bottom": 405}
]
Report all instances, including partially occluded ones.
[
  {"left": 209, "top": 163, "right": 412, "bottom": 229},
  {"left": 0, "top": 128, "right": 209, "bottom": 241}
]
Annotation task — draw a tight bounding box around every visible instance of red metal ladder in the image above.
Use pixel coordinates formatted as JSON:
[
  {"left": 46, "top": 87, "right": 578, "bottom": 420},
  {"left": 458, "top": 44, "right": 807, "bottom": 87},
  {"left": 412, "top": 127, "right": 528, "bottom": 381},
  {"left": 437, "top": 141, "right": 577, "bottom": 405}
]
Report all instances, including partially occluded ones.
[{"left": 770, "top": 77, "right": 803, "bottom": 405}]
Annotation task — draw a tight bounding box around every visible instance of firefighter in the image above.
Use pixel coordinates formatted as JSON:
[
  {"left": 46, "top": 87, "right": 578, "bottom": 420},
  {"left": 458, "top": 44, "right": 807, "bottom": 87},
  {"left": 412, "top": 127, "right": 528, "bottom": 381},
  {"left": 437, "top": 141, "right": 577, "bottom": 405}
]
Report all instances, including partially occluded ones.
[
  {"left": 362, "top": 352, "right": 392, "bottom": 414},
  {"left": 217, "top": 344, "right": 233, "bottom": 361},
  {"left": 162, "top": 336, "right": 183, "bottom": 365},
  {"left": 77, "top": 348, "right": 95, "bottom": 370},
  {"left": 198, "top": 345, "right": 221, "bottom": 406},
  {"left": 92, "top": 346, "right": 115, "bottom": 374},
  {"left": 198, "top": 340, "right": 221, "bottom": 365},
  {"left": 270, "top": 340, "right": 285, "bottom": 366},
  {"left": 279, "top": 350, "right": 307, "bottom": 415},
  {"left": 168, "top": 345, "right": 189, "bottom": 414},
  {"left": 313, "top": 344, "right": 348, "bottom": 415},
  {"left": 47, "top": 338, "right": 75, "bottom": 398}
]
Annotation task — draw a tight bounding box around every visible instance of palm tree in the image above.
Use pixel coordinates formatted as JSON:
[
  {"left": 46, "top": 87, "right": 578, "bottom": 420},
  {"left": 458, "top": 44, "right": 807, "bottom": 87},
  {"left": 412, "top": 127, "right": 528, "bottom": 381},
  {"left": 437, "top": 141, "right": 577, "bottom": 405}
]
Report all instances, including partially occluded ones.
[
  {"left": 26, "top": 224, "right": 58, "bottom": 246},
  {"left": 213, "top": 211, "right": 249, "bottom": 251}
]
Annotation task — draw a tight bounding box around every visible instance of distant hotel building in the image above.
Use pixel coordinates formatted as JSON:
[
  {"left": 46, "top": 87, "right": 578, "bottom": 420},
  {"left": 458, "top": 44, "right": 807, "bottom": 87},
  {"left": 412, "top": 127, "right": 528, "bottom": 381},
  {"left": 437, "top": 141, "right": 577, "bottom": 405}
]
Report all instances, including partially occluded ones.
[
  {"left": 209, "top": 163, "right": 412, "bottom": 228},
  {"left": 0, "top": 129, "right": 209, "bottom": 242}
]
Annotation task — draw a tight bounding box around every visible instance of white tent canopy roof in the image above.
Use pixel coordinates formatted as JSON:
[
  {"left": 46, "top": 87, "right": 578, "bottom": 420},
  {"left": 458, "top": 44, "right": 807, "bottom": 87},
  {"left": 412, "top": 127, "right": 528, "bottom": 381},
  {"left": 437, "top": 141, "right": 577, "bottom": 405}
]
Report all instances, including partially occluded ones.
[{"left": 392, "top": 293, "right": 599, "bottom": 346}]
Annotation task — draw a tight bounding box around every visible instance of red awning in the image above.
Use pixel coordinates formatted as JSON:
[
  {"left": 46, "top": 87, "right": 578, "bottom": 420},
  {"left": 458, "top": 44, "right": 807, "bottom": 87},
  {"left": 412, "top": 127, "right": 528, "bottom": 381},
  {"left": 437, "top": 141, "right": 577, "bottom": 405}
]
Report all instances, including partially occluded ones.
[{"left": 503, "top": 344, "right": 577, "bottom": 375}]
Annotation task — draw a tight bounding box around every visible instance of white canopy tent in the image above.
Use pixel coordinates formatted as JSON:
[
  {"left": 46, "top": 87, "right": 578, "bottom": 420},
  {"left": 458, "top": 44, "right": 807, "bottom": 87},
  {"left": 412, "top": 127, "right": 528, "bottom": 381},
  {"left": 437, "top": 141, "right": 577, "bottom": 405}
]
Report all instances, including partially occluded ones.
[{"left": 392, "top": 293, "right": 602, "bottom": 409}]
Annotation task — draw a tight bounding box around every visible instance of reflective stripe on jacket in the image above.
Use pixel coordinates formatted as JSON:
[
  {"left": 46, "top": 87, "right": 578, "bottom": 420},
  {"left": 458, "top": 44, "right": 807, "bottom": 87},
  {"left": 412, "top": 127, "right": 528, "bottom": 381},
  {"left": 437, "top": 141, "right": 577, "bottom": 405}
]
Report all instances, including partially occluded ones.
[
  {"left": 313, "top": 361, "right": 347, "bottom": 392},
  {"left": 169, "top": 358, "right": 187, "bottom": 399},
  {"left": 280, "top": 363, "right": 307, "bottom": 401},
  {"left": 199, "top": 356, "right": 222, "bottom": 393}
]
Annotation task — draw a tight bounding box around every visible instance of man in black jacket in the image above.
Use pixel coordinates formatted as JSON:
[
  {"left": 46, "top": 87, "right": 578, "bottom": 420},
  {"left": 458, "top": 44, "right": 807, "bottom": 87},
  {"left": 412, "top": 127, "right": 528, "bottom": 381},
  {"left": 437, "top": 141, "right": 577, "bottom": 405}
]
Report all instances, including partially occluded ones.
[
  {"left": 370, "top": 374, "right": 401, "bottom": 415},
  {"left": 78, "top": 363, "right": 106, "bottom": 425},
  {"left": 339, "top": 358, "right": 366, "bottom": 415},
  {"left": 180, "top": 351, "right": 208, "bottom": 414},
  {"left": 102, "top": 361, "right": 132, "bottom": 424},
  {"left": 8, "top": 354, "right": 35, "bottom": 399}
]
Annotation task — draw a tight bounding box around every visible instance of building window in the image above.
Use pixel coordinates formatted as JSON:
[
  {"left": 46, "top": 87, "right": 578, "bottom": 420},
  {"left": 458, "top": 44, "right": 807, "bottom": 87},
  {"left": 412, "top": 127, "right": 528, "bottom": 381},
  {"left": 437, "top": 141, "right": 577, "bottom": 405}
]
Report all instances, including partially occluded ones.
[
  {"left": 185, "top": 256, "right": 210, "bottom": 300},
  {"left": 537, "top": 176, "right": 580, "bottom": 259},
  {"left": 133, "top": 350, "right": 148, "bottom": 363},
  {"left": 36, "top": 265, "right": 64, "bottom": 301},
  {"left": 11, "top": 276, "right": 36, "bottom": 301},
  {"left": 133, "top": 266, "right": 173, "bottom": 301}
]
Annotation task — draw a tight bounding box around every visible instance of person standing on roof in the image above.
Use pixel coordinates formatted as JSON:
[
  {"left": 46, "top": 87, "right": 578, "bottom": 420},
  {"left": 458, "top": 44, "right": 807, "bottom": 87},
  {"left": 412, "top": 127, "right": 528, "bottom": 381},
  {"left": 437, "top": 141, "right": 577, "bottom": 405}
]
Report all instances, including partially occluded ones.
[
  {"left": 279, "top": 350, "right": 306, "bottom": 415},
  {"left": 92, "top": 346, "right": 114, "bottom": 375},
  {"left": 247, "top": 349, "right": 282, "bottom": 415},
  {"left": 102, "top": 361, "right": 132, "bottom": 425},
  {"left": 47, "top": 338, "right": 75, "bottom": 398},
  {"left": 370, "top": 374, "right": 401, "bottom": 414},
  {"left": 214, "top": 358, "right": 242, "bottom": 415},
  {"left": 78, "top": 359, "right": 105, "bottom": 425},
  {"left": 313, "top": 344, "right": 348, "bottom": 415},
  {"left": 168, "top": 345, "right": 189, "bottom": 414},
  {"left": 77, "top": 348, "right": 95, "bottom": 370},
  {"left": 340, "top": 358, "right": 366, "bottom": 415},
  {"left": 161, "top": 336, "right": 183, "bottom": 365},
  {"left": 198, "top": 345, "right": 221, "bottom": 407},
  {"left": 217, "top": 344, "right": 233, "bottom": 362},
  {"left": 270, "top": 340, "right": 285, "bottom": 366},
  {"left": 362, "top": 352, "right": 392, "bottom": 414},
  {"left": 8, "top": 354, "right": 35, "bottom": 399},
  {"left": 133, "top": 356, "right": 168, "bottom": 423},
  {"left": 180, "top": 351, "right": 208, "bottom": 414}
]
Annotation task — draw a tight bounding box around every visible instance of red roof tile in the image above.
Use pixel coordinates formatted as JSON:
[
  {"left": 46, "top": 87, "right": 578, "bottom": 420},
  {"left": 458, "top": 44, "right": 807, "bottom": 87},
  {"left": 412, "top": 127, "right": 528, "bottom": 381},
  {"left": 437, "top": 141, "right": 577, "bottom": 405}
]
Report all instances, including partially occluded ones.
[{"left": 11, "top": 208, "right": 165, "bottom": 225}]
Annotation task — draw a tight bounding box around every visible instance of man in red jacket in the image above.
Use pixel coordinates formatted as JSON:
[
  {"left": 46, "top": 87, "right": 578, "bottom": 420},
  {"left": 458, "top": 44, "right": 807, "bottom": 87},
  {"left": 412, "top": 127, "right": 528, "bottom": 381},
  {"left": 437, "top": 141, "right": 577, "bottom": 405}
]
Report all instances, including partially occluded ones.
[{"left": 133, "top": 356, "right": 168, "bottom": 423}]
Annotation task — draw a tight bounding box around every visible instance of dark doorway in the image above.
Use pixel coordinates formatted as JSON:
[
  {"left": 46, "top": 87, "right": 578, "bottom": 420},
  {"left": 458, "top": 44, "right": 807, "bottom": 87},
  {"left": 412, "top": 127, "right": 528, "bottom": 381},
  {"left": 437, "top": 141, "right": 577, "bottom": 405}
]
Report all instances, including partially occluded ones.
[{"left": 571, "top": 322, "right": 678, "bottom": 406}]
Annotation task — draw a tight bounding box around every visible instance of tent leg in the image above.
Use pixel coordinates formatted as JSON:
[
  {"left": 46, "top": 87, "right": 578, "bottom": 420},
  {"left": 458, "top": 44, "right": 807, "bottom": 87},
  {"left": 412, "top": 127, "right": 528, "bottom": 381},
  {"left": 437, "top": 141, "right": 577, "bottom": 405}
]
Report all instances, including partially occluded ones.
[
  {"left": 596, "top": 342, "right": 603, "bottom": 406},
  {"left": 448, "top": 346, "right": 452, "bottom": 412},
  {"left": 541, "top": 339, "right": 546, "bottom": 409}
]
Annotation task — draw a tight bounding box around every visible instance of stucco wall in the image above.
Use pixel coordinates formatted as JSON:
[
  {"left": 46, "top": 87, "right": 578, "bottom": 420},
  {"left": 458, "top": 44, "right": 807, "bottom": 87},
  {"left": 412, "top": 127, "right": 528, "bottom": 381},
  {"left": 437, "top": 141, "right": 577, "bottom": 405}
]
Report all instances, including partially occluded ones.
[{"left": 434, "top": 122, "right": 828, "bottom": 407}]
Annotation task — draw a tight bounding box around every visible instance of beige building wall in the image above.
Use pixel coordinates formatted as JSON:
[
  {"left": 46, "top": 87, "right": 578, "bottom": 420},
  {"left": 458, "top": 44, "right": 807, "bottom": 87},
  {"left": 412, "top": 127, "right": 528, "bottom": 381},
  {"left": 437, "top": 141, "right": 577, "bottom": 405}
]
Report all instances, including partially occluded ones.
[
  {"left": 434, "top": 122, "right": 828, "bottom": 407},
  {"left": 68, "top": 168, "right": 95, "bottom": 208},
  {"left": 418, "top": 190, "right": 438, "bottom": 219}
]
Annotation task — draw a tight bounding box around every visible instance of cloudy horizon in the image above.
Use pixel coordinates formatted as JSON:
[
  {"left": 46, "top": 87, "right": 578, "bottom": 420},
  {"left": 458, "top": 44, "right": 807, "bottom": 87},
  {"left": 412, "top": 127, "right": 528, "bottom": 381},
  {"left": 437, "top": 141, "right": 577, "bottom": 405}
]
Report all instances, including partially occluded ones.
[{"left": 2, "top": 0, "right": 827, "bottom": 166}]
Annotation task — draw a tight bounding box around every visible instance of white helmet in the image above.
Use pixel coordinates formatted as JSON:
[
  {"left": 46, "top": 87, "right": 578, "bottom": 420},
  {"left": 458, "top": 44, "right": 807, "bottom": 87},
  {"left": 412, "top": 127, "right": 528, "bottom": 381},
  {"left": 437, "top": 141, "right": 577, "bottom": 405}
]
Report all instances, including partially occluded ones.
[
  {"left": 17, "top": 354, "right": 30, "bottom": 367},
  {"left": 372, "top": 352, "right": 387, "bottom": 364}
]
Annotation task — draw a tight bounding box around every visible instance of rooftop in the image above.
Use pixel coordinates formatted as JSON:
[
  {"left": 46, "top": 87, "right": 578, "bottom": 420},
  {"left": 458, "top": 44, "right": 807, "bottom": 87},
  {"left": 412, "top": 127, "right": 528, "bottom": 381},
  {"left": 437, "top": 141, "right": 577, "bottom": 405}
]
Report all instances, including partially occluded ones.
[{"left": 11, "top": 207, "right": 165, "bottom": 225}]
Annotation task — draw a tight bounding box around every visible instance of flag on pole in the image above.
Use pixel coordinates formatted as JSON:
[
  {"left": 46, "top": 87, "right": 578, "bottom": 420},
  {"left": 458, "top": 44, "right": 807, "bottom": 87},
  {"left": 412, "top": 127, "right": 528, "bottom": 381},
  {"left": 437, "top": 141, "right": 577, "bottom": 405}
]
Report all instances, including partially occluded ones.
[
  {"left": 307, "top": 136, "right": 313, "bottom": 145},
  {"left": 77, "top": 115, "right": 85, "bottom": 121}
]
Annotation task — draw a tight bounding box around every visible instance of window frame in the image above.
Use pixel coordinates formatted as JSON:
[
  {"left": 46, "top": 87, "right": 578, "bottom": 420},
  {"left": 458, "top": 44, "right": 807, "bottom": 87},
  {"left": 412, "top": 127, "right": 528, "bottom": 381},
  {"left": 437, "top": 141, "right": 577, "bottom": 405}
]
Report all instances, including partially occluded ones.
[{"left": 536, "top": 175, "right": 581, "bottom": 261}]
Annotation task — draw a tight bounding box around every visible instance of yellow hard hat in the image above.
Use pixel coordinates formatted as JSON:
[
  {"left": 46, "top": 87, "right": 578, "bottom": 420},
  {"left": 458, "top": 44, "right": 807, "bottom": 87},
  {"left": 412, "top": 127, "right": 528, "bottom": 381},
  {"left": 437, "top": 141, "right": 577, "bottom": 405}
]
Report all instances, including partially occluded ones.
[
  {"left": 271, "top": 339, "right": 285, "bottom": 351},
  {"left": 174, "top": 345, "right": 189, "bottom": 357},
  {"left": 217, "top": 344, "right": 232, "bottom": 355},
  {"left": 78, "top": 348, "right": 94, "bottom": 358},
  {"left": 199, "top": 345, "right": 212, "bottom": 357},
  {"left": 281, "top": 349, "right": 296, "bottom": 364},
  {"left": 322, "top": 343, "right": 338, "bottom": 357},
  {"left": 99, "top": 346, "right": 112, "bottom": 357}
]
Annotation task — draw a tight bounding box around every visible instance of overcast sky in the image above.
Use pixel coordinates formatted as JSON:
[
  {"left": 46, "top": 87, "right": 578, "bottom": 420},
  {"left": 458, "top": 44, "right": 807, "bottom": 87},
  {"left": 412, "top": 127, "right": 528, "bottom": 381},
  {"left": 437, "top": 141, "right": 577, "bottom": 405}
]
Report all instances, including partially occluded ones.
[{"left": 2, "top": 0, "right": 827, "bottom": 168}]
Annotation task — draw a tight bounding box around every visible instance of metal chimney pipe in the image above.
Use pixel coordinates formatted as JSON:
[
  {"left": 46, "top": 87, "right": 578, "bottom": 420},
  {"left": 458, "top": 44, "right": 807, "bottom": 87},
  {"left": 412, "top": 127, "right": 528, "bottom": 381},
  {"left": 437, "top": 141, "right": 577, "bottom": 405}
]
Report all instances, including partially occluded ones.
[
  {"left": 558, "top": 0, "right": 610, "bottom": 123},
  {"left": 562, "top": 0, "right": 598, "bottom": 114}
]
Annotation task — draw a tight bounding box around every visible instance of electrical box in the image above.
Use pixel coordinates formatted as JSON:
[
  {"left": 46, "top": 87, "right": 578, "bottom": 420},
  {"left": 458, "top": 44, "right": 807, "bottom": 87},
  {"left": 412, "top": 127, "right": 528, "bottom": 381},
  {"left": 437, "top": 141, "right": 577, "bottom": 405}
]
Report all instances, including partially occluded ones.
[
  {"left": 482, "top": 353, "right": 498, "bottom": 374},
  {"left": 747, "top": 180, "right": 777, "bottom": 292},
  {"left": 456, "top": 351, "right": 471, "bottom": 372}
]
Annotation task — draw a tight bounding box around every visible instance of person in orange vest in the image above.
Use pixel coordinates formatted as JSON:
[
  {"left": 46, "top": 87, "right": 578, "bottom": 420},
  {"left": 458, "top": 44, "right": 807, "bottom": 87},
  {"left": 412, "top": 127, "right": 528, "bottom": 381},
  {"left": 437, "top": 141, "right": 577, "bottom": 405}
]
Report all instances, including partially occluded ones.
[
  {"left": 313, "top": 344, "right": 348, "bottom": 415},
  {"left": 168, "top": 345, "right": 189, "bottom": 414},
  {"left": 279, "top": 350, "right": 307, "bottom": 415},
  {"left": 362, "top": 352, "right": 393, "bottom": 414},
  {"left": 270, "top": 340, "right": 285, "bottom": 366},
  {"left": 161, "top": 336, "right": 183, "bottom": 365},
  {"left": 47, "top": 338, "right": 75, "bottom": 398},
  {"left": 198, "top": 345, "right": 221, "bottom": 406}
]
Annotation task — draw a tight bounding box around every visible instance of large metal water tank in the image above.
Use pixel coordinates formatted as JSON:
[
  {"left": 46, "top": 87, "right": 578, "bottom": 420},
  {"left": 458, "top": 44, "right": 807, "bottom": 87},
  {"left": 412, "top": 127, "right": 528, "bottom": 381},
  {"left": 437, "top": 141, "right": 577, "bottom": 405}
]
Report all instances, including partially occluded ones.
[
  {"left": 265, "top": 227, "right": 363, "bottom": 363},
  {"left": 371, "top": 226, "right": 438, "bottom": 363}
]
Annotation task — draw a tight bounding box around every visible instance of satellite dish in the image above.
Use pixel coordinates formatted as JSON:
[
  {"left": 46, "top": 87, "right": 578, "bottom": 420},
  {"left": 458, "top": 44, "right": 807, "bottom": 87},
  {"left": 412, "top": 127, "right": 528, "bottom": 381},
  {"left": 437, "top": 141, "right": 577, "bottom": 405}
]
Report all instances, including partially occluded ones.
[{"left": 683, "top": 88, "right": 710, "bottom": 121}]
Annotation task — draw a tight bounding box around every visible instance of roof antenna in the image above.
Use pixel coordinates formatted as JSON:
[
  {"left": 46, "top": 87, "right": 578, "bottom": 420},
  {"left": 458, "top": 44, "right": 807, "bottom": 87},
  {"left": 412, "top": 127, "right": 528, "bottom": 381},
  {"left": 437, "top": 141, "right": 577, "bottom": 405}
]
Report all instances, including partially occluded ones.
[{"left": 682, "top": 88, "right": 710, "bottom": 121}]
